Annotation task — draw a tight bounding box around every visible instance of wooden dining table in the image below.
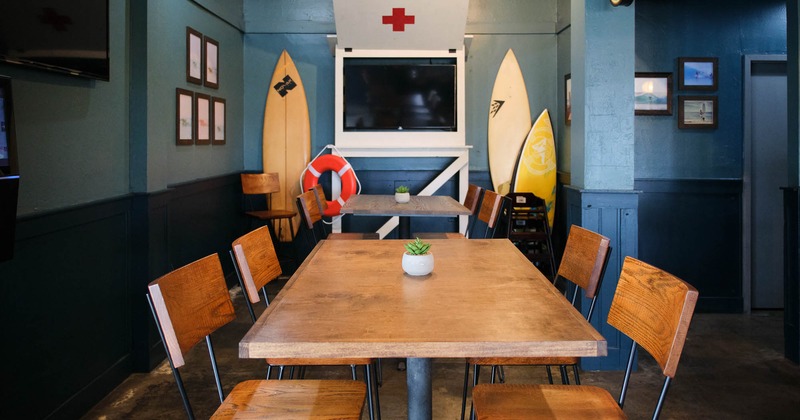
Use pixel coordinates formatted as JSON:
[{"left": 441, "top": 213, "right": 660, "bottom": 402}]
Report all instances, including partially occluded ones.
[
  {"left": 239, "top": 239, "right": 607, "bottom": 420},
  {"left": 340, "top": 194, "right": 471, "bottom": 238}
]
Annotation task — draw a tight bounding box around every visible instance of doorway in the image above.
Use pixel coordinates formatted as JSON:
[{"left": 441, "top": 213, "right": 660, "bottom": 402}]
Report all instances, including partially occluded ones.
[{"left": 744, "top": 55, "right": 788, "bottom": 311}]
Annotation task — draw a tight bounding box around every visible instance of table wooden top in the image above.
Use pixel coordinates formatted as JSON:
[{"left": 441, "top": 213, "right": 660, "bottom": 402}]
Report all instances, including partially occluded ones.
[
  {"left": 240, "top": 239, "right": 607, "bottom": 359},
  {"left": 340, "top": 194, "right": 471, "bottom": 217}
]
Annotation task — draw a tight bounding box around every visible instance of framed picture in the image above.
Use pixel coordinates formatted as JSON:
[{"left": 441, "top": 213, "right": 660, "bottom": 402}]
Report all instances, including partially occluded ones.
[
  {"left": 678, "top": 95, "right": 718, "bottom": 129},
  {"left": 211, "top": 97, "right": 226, "bottom": 145},
  {"left": 176, "top": 88, "right": 194, "bottom": 145},
  {"left": 678, "top": 57, "right": 718, "bottom": 91},
  {"left": 635, "top": 72, "right": 672, "bottom": 116},
  {"left": 564, "top": 73, "right": 572, "bottom": 125},
  {"left": 204, "top": 36, "right": 219, "bottom": 89},
  {"left": 195, "top": 93, "right": 211, "bottom": 145},
  {"left": 186, "top": 27, "right": 203, "bottom": 85}
]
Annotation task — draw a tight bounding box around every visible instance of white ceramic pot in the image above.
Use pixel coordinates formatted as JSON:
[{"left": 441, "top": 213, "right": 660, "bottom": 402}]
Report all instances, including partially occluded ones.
[
  {"left": 402, "top": 252, "right": 434, "bottom": 276},
  {"left": 395, "top": 192, "right": 410, "bottom": 203}
]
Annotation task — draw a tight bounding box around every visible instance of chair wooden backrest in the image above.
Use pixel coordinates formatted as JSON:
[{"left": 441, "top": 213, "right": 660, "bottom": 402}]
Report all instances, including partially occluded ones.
[
  {"left": 241, "top": 172, "right": 281, "bottom": 195},
  {"left": 556, "top": 225, "right": 611, "bottom": 314},
  {"left": 231, "top": 226, "right": 282, "bottom": 307},
  {"left": 311, "top": 184, "right": 331, "bottom": 215},
  {"left": 470, "top": 190, "right": 508, "bottom": 238},
  {"left": 297, "top": 189, "right": 324, "bottom": 230},
  {"left": 147, "top": 254, "right": 235, "bottom": 369},
  {"left": 610, "top": 256, "right": 699, "bottom": 379},
  {"left": 464, "top": 184, "right": 484, "bottom": 215}
]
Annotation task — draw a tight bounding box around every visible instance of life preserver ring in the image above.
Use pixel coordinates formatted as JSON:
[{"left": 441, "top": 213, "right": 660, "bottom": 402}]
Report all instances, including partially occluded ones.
[{"left": 302, "top": 154, "right": 357, "bottom": 217}]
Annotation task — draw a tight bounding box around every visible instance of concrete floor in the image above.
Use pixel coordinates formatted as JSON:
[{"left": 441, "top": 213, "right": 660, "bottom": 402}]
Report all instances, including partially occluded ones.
[{"left": 83, "top": 281, "right": 800, "bottom": 420}]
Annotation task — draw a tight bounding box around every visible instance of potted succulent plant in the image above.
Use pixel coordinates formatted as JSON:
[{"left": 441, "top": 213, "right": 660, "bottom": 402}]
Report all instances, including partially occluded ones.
[
  {"left": 402, "top": 237, "right": 434, "bottom": 276},
  {"left": 395, "top": 185, "right": 410, "bottom": 203}
]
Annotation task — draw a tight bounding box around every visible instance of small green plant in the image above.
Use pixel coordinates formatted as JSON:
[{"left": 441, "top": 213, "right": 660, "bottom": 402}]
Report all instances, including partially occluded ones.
[
  {"left": 404, "top": 237, "right": 431, "bottom": 255},
  {"left": 395, "top": 185, "right": 409, "bottom": 194}
]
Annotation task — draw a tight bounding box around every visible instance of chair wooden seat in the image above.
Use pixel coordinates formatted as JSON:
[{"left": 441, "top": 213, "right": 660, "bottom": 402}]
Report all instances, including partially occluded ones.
[
  {"left": 231, "top": 225, "right": 381, "bottom": 420},
  {"left": 147, "top": 254, "right": 367, "bottom": 419},
  {"left": 414, "top": 184, "right": 484, "bottom": 239},
  {"left": 462, "top": 225, "right": 612, "bottom": 419},
  {"left": 413, "top": 231, "right": 467, "bottom": 239},
  {"left": 298, "top": 185, "right": 379, "bottom": 244},
  {"left": 212, "top": 380, "right": 366, "bottom": 419},
  {"left": 472, "top": 256, "right": 699, "bottom": 420},
  {"left": 466, "top": 356, "right": 578, "bottom": 366},
  {"left": 241, "top": 172, "right": 298, "bottom": 243},
  {"left": 245, "top": 209, "right": 297, "bottom": 220},
  {"left": 264, "top": 357, "right": 374, "bottom": 366},
  {"left": 471, "top": 383, "right": 625, "bottom": 420}
]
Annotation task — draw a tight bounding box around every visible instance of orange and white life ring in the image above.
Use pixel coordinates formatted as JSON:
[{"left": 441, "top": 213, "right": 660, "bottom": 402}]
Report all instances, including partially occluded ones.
[{"left": 302, "top": 154, "right": 357, "bottom": 217}]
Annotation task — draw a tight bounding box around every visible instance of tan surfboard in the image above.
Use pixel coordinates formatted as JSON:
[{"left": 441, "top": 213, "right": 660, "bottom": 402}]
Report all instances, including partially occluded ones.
[
  {"left": 263, "top": 50, "right": 311, "bottom": 242},
  {"left": 488, "top": 49, "right": 531, "bottom": 195}
]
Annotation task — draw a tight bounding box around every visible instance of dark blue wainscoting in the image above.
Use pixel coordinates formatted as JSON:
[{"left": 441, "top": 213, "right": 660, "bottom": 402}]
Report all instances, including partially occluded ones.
[
  {"left": 0, "top": 173, "right": 247, "bottom": 419},
  {"left": 636, "top": 179, "right": 743, "bottom": 313}
]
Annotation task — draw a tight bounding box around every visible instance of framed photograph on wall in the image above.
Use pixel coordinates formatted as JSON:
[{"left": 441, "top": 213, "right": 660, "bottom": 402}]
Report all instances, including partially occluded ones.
[
  {"left": 211, "top": 97, "right": 226, "bottom": 145},
  {"left": 678, "top": 57, "right": 718, "bottom": 91},
  {"left": 195, "top": 93, "right": 211, "bottom": 145},
  {"left": 176, "top": 88, "right": 194, "bottom": 145},
  {"left": 678, "top": 95, "right": 718, "bottom": 129},
  {"left": 204, "top": 36, "right": 219, "bottom": 89},
  {"left": 564, "top": 73, "right": 571, "bottom": 125},
  {"left": 635, "top": 72, "right": 672, "bottom": 116},
  {"left": 186, "top": 27, "right": 203, "bottom": 85}
]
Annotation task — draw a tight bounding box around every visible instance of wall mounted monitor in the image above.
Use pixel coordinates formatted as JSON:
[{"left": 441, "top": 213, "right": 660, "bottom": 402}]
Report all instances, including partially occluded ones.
[
  {"left": 0, "top": 1, "right": 110, "bottom": 80},
  {"left": 343, "top": 58, "right": 456, "bottom": 132},
  {"left": 0, "top": 75, "right": 15, "bottom": 175},
  {"left": 0, "top": 75, "right": 18, "bottom": 261}
]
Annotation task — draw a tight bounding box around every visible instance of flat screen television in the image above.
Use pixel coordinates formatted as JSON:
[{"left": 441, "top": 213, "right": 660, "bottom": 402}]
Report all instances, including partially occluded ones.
[
  {"left": 0, "top": 1, "right": 109, "bottom": 81},
  {"left": 0, "top": 75, "right": 18, "bottom": 261},
  {"left": 343, "top": 58, "right": 456, "bottom": 131},
  {"left": 0, "top": 75, "right": 15, "bottom": 175}
]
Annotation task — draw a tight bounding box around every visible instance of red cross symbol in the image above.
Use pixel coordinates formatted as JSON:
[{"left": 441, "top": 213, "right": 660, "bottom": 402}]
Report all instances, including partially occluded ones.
[{"left": 382, "top": 8, "right": 415, "bottom": 32}]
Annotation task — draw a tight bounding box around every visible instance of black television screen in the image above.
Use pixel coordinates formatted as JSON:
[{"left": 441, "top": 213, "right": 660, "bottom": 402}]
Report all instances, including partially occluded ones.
[
  {"left": 344, "top": 59, "right": 456, "bottom": 131},
  {"left": 0, "top": 75, "right": 14, "bottom": 175},
  {"left": 0, "top": 1, "right": 109, "bottom": 80}
]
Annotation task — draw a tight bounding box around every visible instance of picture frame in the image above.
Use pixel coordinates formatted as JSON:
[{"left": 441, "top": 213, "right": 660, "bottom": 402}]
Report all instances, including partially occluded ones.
[
  {"left": 564, "top": 73, "right": 571, "bottom": 125},
  {"left": 678, "top": 57, "right": 718, "bottom": 91},
  {"left": 211, "top": 97, "right": 226, "bottom": 145},
  {"left": 635, "top": 72, "right": 672, "bottom": 116},
  {"left": 678, "top": 95, "right": 718, "bottom": 129},
  {"left": 195, "top": 93, "right": 211, "bottom": 145},
  {"left": 176, "top": 88, "right": 194, "bottom": 145},
  {"left": 204, "top": 36, "right": 219, "bottom": 89},
  {"left": 186, "top": 27, "right": 203, "bottom": 85}
]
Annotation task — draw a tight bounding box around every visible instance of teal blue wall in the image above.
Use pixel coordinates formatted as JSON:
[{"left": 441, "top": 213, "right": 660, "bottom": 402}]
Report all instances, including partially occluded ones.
[
  {"left": 242, "top": 0, "right": 560, "bottom": 173},
  {"left": 635, "top": 0, "right": 787, "bottom": 179},
  {"left": 0, "top": 0, "right": 245, "bottom": 212},
  {"left": 0, "top": 0, "right": 129, "bottom": 215},
  {"left": 145, "top": 0, "right": 244, "bottom": 191}
]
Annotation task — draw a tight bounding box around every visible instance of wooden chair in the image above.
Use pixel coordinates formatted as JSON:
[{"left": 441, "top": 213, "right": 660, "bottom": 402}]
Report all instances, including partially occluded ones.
[
  {"left": 297, "top": 187, "right": 379, "bottom": 245},
  {"left": 461, "top": 225, "right": 611, "bottom": 420},
  {"left": 471, "top": 256, "right": 699, "bottom": 420},
  {"left": 240, "top": 172, "right": 297, "bottom": 243},
  {"left": 230, "top": 225, "right": 381, "bottom": 420},
  {"left": 414, "top": 184, "right": 484, "bottom": 239},
  {"left": 146, "top": 254, "right": 366, "bottom": 420},
  {"left": 469, "top": 189, "right": 509, "bottom": 239}
]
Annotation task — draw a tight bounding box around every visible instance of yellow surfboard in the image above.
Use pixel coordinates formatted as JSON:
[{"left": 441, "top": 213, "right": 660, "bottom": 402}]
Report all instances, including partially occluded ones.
[
  {"left": 488, "top": 49, "right": 531, "bottom": 196},
  {"left": 512, "top": 109, "right": 557, "bottom": 227},
  {"left": 263, "top": 50, "right": 311, "bottom": 241}
]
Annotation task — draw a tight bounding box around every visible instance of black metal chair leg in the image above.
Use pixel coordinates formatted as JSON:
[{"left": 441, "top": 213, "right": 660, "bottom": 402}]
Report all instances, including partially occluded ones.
[
  {"left": 546, "top": 365, "right": 554, "bottom": 384},
  {"left": 364, "top": 364, "right": 375, "bottom": 420},
  {"left": 560, "top": 365, "right": 570, "bottom": 384},
  {"left": 573, "top": 364, "right": 581, "bottom": 385},
  {"left": 376, "top": 358, "right": 383, "bottom": 387},
  {"left": 470, "top": 365, "right": 481, "bottom": 420},
  {"left": 461, "top": 362, "right": 470, "bottom": 420}
]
